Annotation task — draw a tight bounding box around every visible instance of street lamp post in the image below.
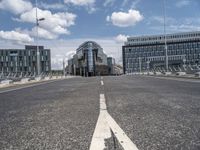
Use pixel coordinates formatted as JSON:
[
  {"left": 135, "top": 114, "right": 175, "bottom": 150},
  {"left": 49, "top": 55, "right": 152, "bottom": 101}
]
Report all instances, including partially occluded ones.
[
  {"left": 63, "top": 57, "right": 66, "bottom": 77},
  {"left": 163, "top": 0, "right": 168, "bottom": 72},
  {"left": 35, "top": 0, "right": 45, "bottom": 76},
  {"left": 139, "top": 57, "right": 142, "bottom": 73},
  {"left": 183, "top": 57, "right": 186, "bottom": 71},
  {"left": 147, "top": 60, "right": 150, "bottom": 74}
]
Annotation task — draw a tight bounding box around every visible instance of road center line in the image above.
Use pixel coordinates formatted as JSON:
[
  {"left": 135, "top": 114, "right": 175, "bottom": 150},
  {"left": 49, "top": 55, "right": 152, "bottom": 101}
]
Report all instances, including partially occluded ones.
[
  {"left": 89, "top": 94, "right": 111, "bottom": 150},
  {"left": 101, "top": 80, "right": 104, "bottom": 86},
  {"left": 90, "top": 94, "right": 138, "bottom": 150}
]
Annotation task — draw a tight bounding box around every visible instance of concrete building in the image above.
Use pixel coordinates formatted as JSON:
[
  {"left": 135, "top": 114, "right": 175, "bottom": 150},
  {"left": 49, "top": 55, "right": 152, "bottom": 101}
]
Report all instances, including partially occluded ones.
[
  {"left": 0, "top": 45, "right": 51, "bottom": 77},
  {"left": 68, "top": 41, "right": 109, "bottom": 76},
  {"left": 122, "top": 31, "right": 200, "bottom": 74}
]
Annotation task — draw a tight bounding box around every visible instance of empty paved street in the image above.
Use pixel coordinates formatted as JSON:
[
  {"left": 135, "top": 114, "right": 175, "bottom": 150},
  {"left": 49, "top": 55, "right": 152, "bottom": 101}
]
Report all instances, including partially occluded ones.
[{"left": 0, "top": 76, "right": 200, "bottom": 150}]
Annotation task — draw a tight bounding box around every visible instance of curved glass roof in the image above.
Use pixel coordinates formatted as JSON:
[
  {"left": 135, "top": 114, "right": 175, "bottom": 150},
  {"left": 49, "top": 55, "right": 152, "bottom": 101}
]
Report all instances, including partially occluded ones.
[{"left": 76, "top": 41, "right": 103, "bottom": 52}]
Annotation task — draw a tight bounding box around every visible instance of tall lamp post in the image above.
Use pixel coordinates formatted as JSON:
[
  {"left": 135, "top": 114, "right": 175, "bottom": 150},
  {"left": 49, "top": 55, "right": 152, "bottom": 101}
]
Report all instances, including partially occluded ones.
[
  {"left": 139, "top": 57, "right": 142, "bottom": 73},
  {"left": 35, "top": 0, "right": 45, "bottom": 76},
  {"left": 147, "top": 60, "right": 150, "bottom": 74},
  {"left": 163, "top": 0, "right": 168, "bottom": 72},
  {"left": 63, "top": 57, "right": 66, "bottom": 77}
]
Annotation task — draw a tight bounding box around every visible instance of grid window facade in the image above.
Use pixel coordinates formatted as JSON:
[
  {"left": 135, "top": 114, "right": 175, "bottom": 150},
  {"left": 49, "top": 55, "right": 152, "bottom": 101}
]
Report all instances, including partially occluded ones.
[
  {"left": 123, "top": 31, "right": 200, "bottom": 73},
  {"left": 0, "top": 45, "right": 51, "bottom": 76}
]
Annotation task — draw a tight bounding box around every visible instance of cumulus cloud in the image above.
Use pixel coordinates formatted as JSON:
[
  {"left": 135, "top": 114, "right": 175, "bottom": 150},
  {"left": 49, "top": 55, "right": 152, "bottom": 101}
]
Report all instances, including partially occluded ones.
[
  {"left": 114, "top": 34, "right": 129, "bottom": 43},
  {"left": 107, "top": 9, "right": 143, "bottom": 27},
  {"left": 16, "top": 8, "right": 76, "bottom": 39},
  {"left": 0, "top": 30, "right": 34, "bottom": 43},
  {"left": 0, "top": 0, "right": 32, "bottom": 14}
]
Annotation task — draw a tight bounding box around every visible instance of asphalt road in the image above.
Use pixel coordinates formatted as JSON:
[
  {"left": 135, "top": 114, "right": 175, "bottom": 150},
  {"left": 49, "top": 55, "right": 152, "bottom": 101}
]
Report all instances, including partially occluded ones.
[
  {"left": 104, "top": 75, "right": 200, "bottom": 150},
  {"left": 0, "top": 76, "right": 200, "bottom": 150},
  {"left": 0, "top": 77, "right": 100, "bottom": 150}
]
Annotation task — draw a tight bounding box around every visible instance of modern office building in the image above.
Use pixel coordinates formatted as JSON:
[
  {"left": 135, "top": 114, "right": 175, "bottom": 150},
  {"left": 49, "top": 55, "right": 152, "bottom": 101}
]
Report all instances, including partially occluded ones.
[
  {"left": 68, "top": 41, "right": 109, "bottom": 76},
  {"left": 0, "top": 45, "right": 51, "bottom": 76},
  {"left": 122, "top": 31, "right": 200, "bottom": 74}
]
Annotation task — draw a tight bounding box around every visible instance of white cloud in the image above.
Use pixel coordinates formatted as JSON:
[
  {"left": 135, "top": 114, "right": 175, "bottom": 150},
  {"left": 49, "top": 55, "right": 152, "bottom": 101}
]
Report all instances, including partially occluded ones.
[
  {"left": 0, "top": 0, "right": 32, "bottom": 14},
  {"left": 64, "top": 0, "right": 96, "bottom": 13},
  {"left": 16, "top": 8, "right": 76, "bottom": 39},
  {"left": 64, "top": 0, "right": 95, "bottom": 6},
  {"left": 0, "top": 30, "right": 34, "bottom": 44},
  {"left": 30, "top": 27, "right": 58, "bottom": 40},
  {"left": 114, "top": 34, "right": 129, "bottom": 43},
  {"left": 176, "top": 0, "right": 191, "bottom": 8},
  {"left": 39, "top": 2, "right": 65, "bottom": 10},
  {"left": 103, "top": 0, "right": 115, "bottom": 7},
  {"left": 107, "top": 9, "right": 143, "bottom": 27},
  {"left": 148, "top": 15, "right": 200, "bottom": 33}
]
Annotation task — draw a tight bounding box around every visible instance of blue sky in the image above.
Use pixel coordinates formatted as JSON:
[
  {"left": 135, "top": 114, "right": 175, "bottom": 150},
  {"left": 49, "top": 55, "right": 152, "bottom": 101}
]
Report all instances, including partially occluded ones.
[{"left": 0, "top": 0, "right": 200, "bottom": 69}]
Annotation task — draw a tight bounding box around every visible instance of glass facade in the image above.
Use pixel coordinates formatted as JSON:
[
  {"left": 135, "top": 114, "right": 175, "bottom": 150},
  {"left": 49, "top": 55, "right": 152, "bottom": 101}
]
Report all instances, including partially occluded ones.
[
  {"left": 68, "top": 41, "right": 108, "bottom": 76},
  {"left": 122, "top": 31, "right": 200, "bottom": 73},
  {"left": 88, "top": 42, "right": 94, "bottom": 72},
  {"left": 0, "top": 45, "right": 51, "bottom": 76}
]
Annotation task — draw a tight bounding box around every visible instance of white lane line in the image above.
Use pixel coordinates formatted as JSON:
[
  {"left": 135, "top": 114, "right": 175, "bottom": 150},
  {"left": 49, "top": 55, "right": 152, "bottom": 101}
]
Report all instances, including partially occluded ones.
[
  {"left": 89, "top": 94, "right": 111, "bottom": 150},
  {"left": 106, "top": 112, "right": 138, "bottom": 150},
  {"left": 0, "top": 79, "right": 63, "bottom": 94},
  {"left": 101, "top": 80, "right": 104, "bottom": 86},
  {"left": 90, "top": 94, "right": 138, "bottom": 150}
]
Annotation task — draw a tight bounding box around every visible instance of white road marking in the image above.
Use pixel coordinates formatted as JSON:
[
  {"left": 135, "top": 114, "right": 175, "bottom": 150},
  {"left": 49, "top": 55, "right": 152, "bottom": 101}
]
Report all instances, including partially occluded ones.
[
  {"left": 101, "top": 80, "right": 104, "bottom": 86},
  {"left": 89, "top": 94, "right": 111, "bottom": 150},
  {"left": 90, "top": 94, "right": 138, "bottom": 150},
  {"left": 0, "top": 79, "right": 64, "bottom": 94},
  {"left": 106, "top": 112, "right": 138, "bottom": 150}
]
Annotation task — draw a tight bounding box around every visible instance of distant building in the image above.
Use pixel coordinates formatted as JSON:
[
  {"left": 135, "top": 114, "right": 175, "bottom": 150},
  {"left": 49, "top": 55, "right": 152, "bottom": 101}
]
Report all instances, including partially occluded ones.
[
  {"left": 122, "top": 31, "right": 200, "bottom": 74},
  {"left": 0, "top": 45, "right": 51, "bottom": 76},
  {"left": 107, "top": 57, "right": 115, "bottom": 75},
  {"left": 68, "top": 41, "right": 109, "bottom": 76}
]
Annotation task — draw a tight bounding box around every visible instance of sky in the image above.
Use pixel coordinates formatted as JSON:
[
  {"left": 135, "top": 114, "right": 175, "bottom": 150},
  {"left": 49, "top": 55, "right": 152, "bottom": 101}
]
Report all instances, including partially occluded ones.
[{"left": 0, "top": 0, "right": 200, "bottom": 69}]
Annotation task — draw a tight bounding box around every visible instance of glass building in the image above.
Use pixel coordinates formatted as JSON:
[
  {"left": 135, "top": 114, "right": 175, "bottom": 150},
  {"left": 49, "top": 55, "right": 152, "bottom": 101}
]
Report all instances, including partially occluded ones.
[
  {"left": 122, "top": 31, "right": 200, "bottom": 74},
  {"left": 68, "top": 41, "right": 108, "bottom": 76},
  {"left": 0, "top": 45, "right": 51, "bottom": 76}
]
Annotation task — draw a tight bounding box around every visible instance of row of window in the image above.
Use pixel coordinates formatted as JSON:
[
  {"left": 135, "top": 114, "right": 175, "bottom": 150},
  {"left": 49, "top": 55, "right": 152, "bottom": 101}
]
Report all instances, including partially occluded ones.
[
  {"left": 125, "top": 51, "right": 200, "bottom": 58},
  {"left": 125, "top": 54, "right": 199, "bottom": 64},
  {"left": 125, "top": 42, "right": 200, "bottom": 52},
  {"left": 0, "top": 56, "right": 49, "bottom": 62},
  {"left": 0, "top": 50, "right": 49, "bottom": 56},
  {"left": 128, "top": 33, "right": 200, "bottom": 43}
]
